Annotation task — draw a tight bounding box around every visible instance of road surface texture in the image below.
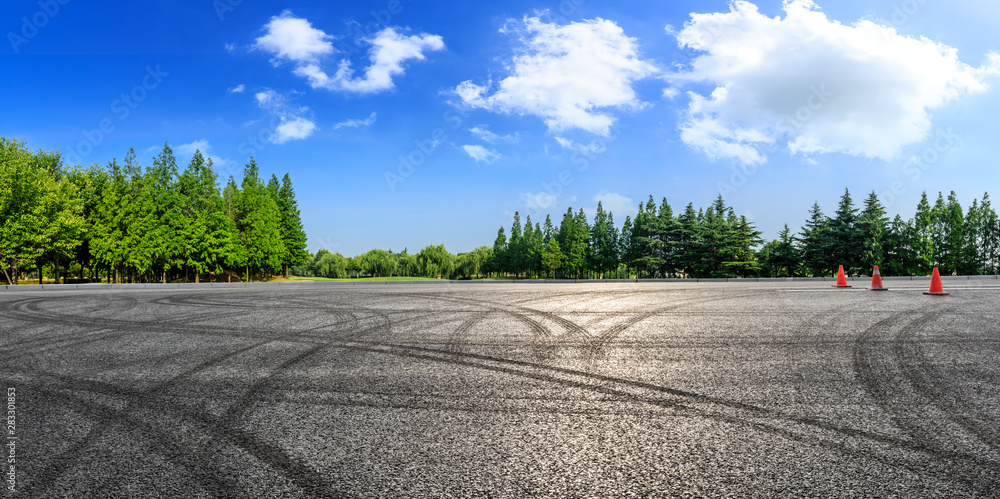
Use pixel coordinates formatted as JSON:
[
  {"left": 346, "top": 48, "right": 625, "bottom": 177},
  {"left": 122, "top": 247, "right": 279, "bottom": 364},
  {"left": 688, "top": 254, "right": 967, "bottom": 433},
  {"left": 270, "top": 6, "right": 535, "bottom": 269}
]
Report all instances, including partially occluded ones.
[{"left": 2, "top": 280, "right": 999, "bottom": 497}]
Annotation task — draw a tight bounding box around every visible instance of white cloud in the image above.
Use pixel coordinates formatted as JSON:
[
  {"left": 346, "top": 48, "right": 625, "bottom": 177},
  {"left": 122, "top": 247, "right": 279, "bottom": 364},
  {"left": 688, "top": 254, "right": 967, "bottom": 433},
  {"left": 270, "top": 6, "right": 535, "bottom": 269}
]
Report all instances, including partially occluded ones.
[
  {"left": 555, "top": 137, "right": 606, "bottom": 157},
  {"left": 175, "top": 139, "right": 235, "bottom": 170},
  {"left": 334, "top": 112, "right": 377, "bottom": 129},
  {"left": 593, "top": 192, "right": 636, "bottom": 217},
  {"left": 469, "top": 126, "right": 519, "bottom": 144},
  {"left": 462, "top": 145, "right": 501, "bottom": 164},
  {"left": 176, "top": 139, "right": 210, "bottom": 156},
  {"left": 273, "top": 118, "right": 317, "bottom": 144},
  {"left": 255, "top": 10, "right": 334, "bottom": 64},
  {"left": 455, "top": 16, "right": 657, "bottom": 136},
  {"left": 254, "top": 89, "right": 317, "bottom": 144},
  {"left": 253, "top": 12, "right": 444, "bottom": 95},
  {"left": 224, "top": 43, "right": 236, "bottom": 53},
  {"left": 229, "top": 84, "right": 246, "bottom": 94},
  {"left": 671, "top": 0, "right": 1000, "bottom": 164},
  {"left": 521, "top": 192, "right": 558, "bottom": 211},
  {"left": 295, "top": 27, "right": 445, "bottom": 94}
]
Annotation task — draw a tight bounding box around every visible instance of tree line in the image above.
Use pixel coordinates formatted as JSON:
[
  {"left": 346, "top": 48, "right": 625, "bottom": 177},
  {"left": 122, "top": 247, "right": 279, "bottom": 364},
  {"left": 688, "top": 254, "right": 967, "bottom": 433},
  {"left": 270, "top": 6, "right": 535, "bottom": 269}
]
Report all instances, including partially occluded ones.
[
  {"left": 295, "top": 245, "right": 495, "bottom": 280},
  {"left": 301, "top": 188, "right": 1000, "bottom": 281},
  {"left": 761, "top": 189, "right": 1000, "bottom": 277},
  {"left": 0, "top": 138, "right": 308, "bottom": 285},
  {"left": 484, "top": 195, "right": 762, "bottom": 279}
]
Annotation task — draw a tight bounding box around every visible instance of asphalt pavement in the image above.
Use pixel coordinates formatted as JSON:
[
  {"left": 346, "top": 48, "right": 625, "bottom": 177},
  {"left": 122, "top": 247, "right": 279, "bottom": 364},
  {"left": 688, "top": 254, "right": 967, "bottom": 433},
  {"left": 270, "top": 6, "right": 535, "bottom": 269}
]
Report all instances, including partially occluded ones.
[{"left": 1, "top": 280, "right": 998, "bottom": 497}]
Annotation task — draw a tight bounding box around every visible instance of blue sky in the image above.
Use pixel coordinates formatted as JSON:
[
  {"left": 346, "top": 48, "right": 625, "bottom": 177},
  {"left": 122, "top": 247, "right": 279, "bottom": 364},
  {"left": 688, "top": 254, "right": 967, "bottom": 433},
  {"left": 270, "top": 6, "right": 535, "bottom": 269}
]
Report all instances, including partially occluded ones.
[{"left": 3, "top": 0, "right": 999, "bottom": 256}]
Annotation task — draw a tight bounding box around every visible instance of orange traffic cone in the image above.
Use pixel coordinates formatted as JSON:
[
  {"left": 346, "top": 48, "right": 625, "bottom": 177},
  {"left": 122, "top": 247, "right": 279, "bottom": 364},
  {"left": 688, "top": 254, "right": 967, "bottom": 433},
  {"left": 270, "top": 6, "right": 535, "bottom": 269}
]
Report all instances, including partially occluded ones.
[
  {"left": 924, "top": 267, "right": 949, "bottom": 295},
  {"left": 832, "top": 265, "right": 851, "bottom": 288},
  {"left": 869, "top": 265, "right": 887, "bottom": 291}
]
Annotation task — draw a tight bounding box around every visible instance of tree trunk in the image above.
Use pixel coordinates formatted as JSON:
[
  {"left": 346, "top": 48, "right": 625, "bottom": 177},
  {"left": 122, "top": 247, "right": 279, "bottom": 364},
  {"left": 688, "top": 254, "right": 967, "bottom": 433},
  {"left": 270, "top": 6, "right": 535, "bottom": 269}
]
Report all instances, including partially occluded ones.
[
  {"left": 284, "top": 263, "right": 289, "bottom": 279},
  {"left": 38, "top": 265, "right": 43, "bottom": 285},
  {"left": 195, "top": 270, "right": 199, "bottom": 284},
  {"left": 245, "top": 266, "right": 249, "bottom": 283},
  {"left": 162, "top": 270, "right": 166, "bottom": 284},
  {"left": 114, "top": 267, "right": 119, "bottom": 284}
]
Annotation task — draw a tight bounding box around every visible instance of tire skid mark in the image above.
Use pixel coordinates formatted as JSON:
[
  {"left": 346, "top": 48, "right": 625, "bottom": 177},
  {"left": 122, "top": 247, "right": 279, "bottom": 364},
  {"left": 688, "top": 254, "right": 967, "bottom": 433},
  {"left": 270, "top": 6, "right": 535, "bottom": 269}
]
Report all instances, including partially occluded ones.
[
  {"left": 9, "top": 292, "right": 480, "bottom": 495},
  {"left": 398, "top": 292, "right": 576, "bottom": 339},
  {"left": 23, "top": 387, "right": 249, "bottom": 498},
  {"left": 17, "top": 295, "right": 457, "bottom": 497},
  {"left": 18, "top": 303, "right": 453, "bottom": 498},
  {"left": 18, "top": 336, "right": 311, "bottom": 497},
  {"left": 587, "top": 291, "right": 758, "bottom": 353},
  {"left": 339, "top": 338, "right": 998, "bottom": 493},
  {"left": 853, "top": 308, "right": 1000, "bottom": 493},
  {"left": 892, "top": 306, "right": 1000, "bottom": 452},
  {"left": 0, "top": 327, "right": 121, "bottom": 356},
  {"left": 445, "top": 312, "right": 491, "bottom": 354},
  {"left": 1, "top": 297, "right": 325, "bottom": 341}
]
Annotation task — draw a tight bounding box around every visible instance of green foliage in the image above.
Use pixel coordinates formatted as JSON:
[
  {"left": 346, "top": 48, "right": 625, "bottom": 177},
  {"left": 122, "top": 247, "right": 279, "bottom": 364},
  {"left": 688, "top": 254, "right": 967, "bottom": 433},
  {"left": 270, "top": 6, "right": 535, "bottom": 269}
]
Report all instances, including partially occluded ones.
[
  {"left": 416, "top": 244, "right": 454, "bottom": 278},
  {"left": 360, "top": 248, "right": 397, "bottom": 277},
  {"left": 0, "top": 138, "right": 85, "bottom": 284},
  {"left": 236, "top": 158, "right": 285, "bottom": 276},
  {"left": 0, "top": 139, "right": 305, "bottom": 283}
]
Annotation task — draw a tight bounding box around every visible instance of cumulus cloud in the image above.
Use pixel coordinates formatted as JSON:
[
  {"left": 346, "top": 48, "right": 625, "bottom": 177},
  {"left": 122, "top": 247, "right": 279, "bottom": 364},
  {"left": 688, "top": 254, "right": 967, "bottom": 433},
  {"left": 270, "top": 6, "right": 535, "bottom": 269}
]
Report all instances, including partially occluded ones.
[
  {"left": 671, "top": 0, "right": 1000, "bottom": 164},
  {"left": 521, "top": 192, "right": 558, "bottom": 211},
  {"left": 334, "top": 112, "right": 377, "bottom": 129},
  {"left": 469, "top": 126, "right": 519, "bottom": 144},
  {"left": 455, "top": 16, "right": 657, "bottom": 136},
  {"left": 462, "top": 145, "right": 502, "bottom": 164},
  {"left": 294, "top": 27, "right": 444, "bottom": 94},
  {"left": 255, "top": 11, "right": 334, "bottom": 64},
  {"left": 593, "top": 192, "right": 635, "bottom": 217},
  {"left": 254, "top": 89, "right": 317, "bottom": 144},
  {"left": 273, "top": 118, "right": 317, "bottom": 143}
]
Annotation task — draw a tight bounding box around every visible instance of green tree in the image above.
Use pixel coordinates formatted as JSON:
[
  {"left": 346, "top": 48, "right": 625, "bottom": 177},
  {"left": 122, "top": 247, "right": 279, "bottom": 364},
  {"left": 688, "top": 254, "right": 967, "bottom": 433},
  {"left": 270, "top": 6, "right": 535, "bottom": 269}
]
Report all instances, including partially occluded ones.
[
  {"left": 675, "top": 203, "right": 699, "bottom": 278},
  {"left": 979, "top": 194, "right": 999, "bottom": 274},
  {"left": 858, "top": 191, "right": 889, "bottom": 272},
  {"left": 360, "top": 249, "right": 397, "bottom": 277},
  {"left": 237, "top": 158, "right": 284, "bottom": 279},
  {"left": 826, "top": 188, "right": 860, "bottom": 275},
  {"left": 765, "top": 224, "right": 799, "bottom": 277},
  {"left": 416, "top": 244, "right": 454, "bottom": 278},
  {"left": 178, "top": 151, "right": 236, "bottom": 282},
  {"left": 277, "top": 173, "right": 309, "bottom": 278},
  {"left": 557, "top": 207, "right": 588, "bottom": 278},
  {"left": 912, "top": 192, "right": 934, "bottom": 274},
  {"left": 798, "top": 202, "right": 831, "bottom": 277},
  {"left": 488, "top": 227, "right": 508, "bottom": 277},
  {"left": 314, "top": 251, "right": 347, "bottom": 278},
  {"left": 541, "top": 238, "right": 564, "bottom": 278},
  {"left": 588, "top": 202, "right": 619, "bottom": 278},
  {"left": 65, "top": 164, "right": 107, "bottom": 281},
  {"left": 630, "top": 197, "right": 663, "bottom": 278},
  {"left": 0, "top": 139, "right": 83, "bottom": 284}
]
